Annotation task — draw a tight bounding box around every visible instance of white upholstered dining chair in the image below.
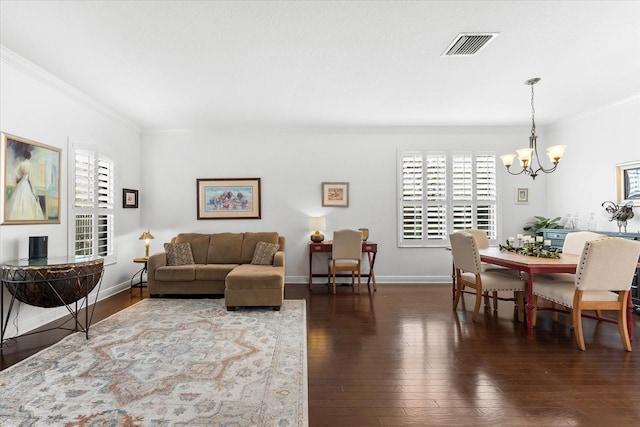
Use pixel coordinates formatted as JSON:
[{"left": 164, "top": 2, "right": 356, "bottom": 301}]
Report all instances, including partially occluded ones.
[
  {"left": 532, "top": 237, "right": 640, "bottom": 351},
  {"left": 328, "top": 229, "right": 363, "bottom": 295},
  {"left": 450, "top": 231, "right": 525, "bottom": 322},
  {"left": 462, "top": 228, "right": 507, "bottom": 311},
  {"left": 539, "top": 231, "right": 605, "bottom": 317}
]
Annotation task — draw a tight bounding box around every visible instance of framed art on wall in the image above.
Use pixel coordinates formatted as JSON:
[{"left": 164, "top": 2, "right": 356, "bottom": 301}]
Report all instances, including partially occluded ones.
[
  {"left": 322, "top": 182, "right": 349, "bottom": 207},
  {"left": 516, "top": 187, "right": 529, "bottom": 204},
  {"left": 616, "top": 160, "right": 640, "bottom": 206},
  {"left": 123, "top": 188, "right": 139, "bottom": 208},
  {"left": 1, "top": 132, "right": 61, "bottom": 224},
  {"left": 197, "top": 178, "right": 261, "bottom": 219}
]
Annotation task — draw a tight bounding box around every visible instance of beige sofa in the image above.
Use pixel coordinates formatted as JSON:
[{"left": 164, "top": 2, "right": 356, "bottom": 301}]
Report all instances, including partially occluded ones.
[{"left": 147, "top": 232, "right": 285, "bottom": 310}]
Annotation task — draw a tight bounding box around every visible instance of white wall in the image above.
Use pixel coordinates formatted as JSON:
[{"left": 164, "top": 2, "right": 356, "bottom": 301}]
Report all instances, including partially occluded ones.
[
  {"left": 141, "top": 126, "right": 546, "bottom": 284},
  {"left": 545, "top": 96, "right": 640, "bottom": 233},
  {"left": 0, "top": 47, "right": 142, "bottom": 337}
]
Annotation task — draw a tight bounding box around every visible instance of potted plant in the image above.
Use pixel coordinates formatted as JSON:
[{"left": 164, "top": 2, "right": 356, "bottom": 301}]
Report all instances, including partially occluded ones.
[{"left": 523, "top": 216, "right": 562, "bottom": 236}]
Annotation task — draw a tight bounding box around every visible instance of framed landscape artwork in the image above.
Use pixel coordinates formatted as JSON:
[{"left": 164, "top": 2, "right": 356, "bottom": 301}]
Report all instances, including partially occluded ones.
[
  {"left": 123, "top": 188, "right": 139, "bottom": 208},
  {"left": 616, "top": 160, "right": 640, "bottom": 206},
  {"left": 322, "top": 182, "right": 349, "bottom": 207},
  {"left": 1, "top": 132, "right": 61, "bottom": 224},
  {"left": 197, "top": 178, "right": 261, "bottom": 219}
]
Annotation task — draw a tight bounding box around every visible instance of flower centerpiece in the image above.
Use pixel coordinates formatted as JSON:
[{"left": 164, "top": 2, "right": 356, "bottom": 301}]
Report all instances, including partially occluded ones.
[{"left": 499, "top": 234, "right": 561, "bottom": 259}]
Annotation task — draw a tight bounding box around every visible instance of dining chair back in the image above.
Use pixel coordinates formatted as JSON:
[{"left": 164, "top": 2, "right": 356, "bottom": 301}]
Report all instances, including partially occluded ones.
[
  {"left": 562, "top": 231, "right": 605, "bottom": 255},
  {"left": 449, "top": 232, "right": 525, "bottom": 322},
  {"left": 533, "top": 237, "right": 640, "bottom": 350},
  {"left": 463, "top": 229, "right": 490, "bottom": 249},
  {"left": 329, "top": 229, "right": 363, "bottom": 295}
]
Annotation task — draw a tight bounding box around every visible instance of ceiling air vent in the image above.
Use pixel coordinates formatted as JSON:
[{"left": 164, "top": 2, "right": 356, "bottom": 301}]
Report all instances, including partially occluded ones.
[{"left": 442, "top": 33, "right": 498, "bottom": 56}]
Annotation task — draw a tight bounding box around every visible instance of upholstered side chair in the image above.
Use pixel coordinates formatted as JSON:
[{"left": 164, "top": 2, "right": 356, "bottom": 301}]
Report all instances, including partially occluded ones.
[
  {"left": 449, "top": 231, "right": 525, "bottom": 322},
  {"left": 532, "top": 237, "right": 640, "bottom": 351},
  {"left": 329, "top": 229, "right": 363, "bottom": 295}
]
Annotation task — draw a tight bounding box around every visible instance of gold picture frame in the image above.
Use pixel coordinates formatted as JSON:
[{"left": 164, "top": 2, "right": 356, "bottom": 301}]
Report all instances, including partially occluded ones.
[
  {"left": 196, "top": 178, "right": 261, "bottom": 219},
  {"left": 616, "top": 160, "right": 640, "bottom": 206},
  {"left": 322, "top": 182, "right": 349, "bottom": 207},
  {"left": 1, "top": 132, "right": 61, "bottom": 224}
]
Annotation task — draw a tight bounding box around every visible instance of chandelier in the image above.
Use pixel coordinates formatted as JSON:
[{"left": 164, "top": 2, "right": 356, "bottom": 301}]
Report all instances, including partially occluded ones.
[{"left": 500, "top": 78, "right": 566, "bottom": 180}]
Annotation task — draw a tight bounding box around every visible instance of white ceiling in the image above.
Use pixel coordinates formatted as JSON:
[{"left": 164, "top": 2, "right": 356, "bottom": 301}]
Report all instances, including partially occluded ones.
[{"left": 1, "top": 0, "right": 639, "bottom": 130}]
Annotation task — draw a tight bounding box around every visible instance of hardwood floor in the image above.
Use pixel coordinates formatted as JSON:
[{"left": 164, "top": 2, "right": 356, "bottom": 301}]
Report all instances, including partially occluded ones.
[{"left": 2, "top": 283, "right": 640, "bottom": 426}]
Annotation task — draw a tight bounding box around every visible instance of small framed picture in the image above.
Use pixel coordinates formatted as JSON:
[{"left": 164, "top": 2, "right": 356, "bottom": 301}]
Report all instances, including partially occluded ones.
[
  {"left": 322, "top": 182, "right": 349, "bottom": 207},
  {"left": 123, "top": 188, "right": 138, "bottom": 208},
  {"left": 616, "top": 160, "right": 640, "bottom": 206},
  {"left": 516, "top": 188, "right": 529, "bottom": 204}
]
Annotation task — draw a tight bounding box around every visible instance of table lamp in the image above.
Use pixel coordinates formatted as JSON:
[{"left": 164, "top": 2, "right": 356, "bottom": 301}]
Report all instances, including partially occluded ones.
[
  {"left": 308, "top": 217, "right": 326, "bottom": 243},
  {"left": 138, "top": 230, "right": 155, "bottom": 258}
]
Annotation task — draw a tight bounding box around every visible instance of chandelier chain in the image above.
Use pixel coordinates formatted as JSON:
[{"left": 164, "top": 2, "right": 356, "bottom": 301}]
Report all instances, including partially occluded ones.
[{"left": 530, "top": 83, "right": 536, "bottom": 136}]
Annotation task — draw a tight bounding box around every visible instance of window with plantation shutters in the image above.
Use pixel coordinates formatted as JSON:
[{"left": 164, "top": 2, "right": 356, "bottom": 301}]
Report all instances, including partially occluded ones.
[
  {"left": 398, "top": 151, "right": 498, "bottom": 247},
  {"left": 72, "top": 148, "right": 114, "bottom": 260}
]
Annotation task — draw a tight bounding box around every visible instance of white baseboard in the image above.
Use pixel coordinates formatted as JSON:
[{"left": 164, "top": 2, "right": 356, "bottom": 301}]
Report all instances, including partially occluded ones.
[{"left": 286, "top": 275, "right": 452, "bottom": 285}]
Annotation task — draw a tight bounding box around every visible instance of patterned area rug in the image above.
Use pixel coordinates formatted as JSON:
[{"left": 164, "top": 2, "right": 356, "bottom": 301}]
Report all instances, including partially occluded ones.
[{"left": 0, "top": 299, "right": 308, "bottom": 426}]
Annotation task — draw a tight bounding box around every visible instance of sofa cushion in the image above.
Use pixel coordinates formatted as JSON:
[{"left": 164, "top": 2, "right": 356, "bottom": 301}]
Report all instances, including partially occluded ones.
[
  {"left": 175, "top": 233, "right": 210, "bottom": 264},
  {"left": 195, "top": 264, "right": 239, "bottom": 281},
  {"left": 251, "top": 241, "right": 280, "bottom": 265},
  {"left": 164, "top": 242, "right": 195, "bottom": 266},
  {"left": 241, "top": 232, "right": 279, "bottom": 264},
  {"left": 207, "top": 233, "right": 244, "bottom": 264},
  {"left": 155, "top": 265, "right": 196, "bottom": 281}
]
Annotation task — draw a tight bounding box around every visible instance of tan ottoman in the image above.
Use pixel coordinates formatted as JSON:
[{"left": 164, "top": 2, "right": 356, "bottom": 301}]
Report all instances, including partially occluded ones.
[{"left": 224, "top": 264, "right": 284, "bottom": 311}]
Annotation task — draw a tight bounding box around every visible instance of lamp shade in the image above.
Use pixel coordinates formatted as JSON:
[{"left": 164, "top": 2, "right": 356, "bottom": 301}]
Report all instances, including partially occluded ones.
[
  {"left": 546, "top": 145, "right": 566, "bottom": 163},
  {"left": 516, "top": 148, "right": 533, "bottom": 165},
  {"left": 138, "top": 230, "right": 155, "bottom": 241},
  {"left": 308, "top": 217, "right": 326, "bottom": 232},
  {"left": 499, "top": 154, "right": 516, "bottom": 167}
]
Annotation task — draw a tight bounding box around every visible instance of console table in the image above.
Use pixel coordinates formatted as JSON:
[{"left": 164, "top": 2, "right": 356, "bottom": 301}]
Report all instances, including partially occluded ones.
[
  {"left": 308, "top": 241, "right": 378, "bottom": 292},
  {"left": 542, "top": 228, "right": 640, "bottom": 313},
  {"left": 1, "top": 255, "right": 104, "bottom": 349}
]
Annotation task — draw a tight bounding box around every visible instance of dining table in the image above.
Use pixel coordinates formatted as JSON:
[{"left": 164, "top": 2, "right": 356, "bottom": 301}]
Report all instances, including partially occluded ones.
[{"left": 477, "top": 247, "right": 637, "bottom": 340}]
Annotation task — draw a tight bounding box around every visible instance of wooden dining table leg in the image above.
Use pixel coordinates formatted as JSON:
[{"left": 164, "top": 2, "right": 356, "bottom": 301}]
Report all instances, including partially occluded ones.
[{"left": 526, "top": 271, "right": 535, "bottom": 340}]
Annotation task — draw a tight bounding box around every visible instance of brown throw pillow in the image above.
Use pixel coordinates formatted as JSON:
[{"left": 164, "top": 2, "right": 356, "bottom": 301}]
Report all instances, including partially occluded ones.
[
  {"left": 250, "top": 241, "right": 280, "bottom": 265},
  {"left": 164, "top": 242, "right": 195, "bottom": 266}
]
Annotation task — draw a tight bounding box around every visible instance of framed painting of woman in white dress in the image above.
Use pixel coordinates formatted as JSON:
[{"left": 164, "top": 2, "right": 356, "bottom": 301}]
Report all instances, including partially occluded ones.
[{"left": 1, "top": 132, "right": 61, "bottom": 224}]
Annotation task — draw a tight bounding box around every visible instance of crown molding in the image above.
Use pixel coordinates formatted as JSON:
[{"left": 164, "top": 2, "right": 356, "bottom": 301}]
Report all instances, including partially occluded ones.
[
  {"left": 1, "top": 45, "right": 140, "bottom": 133},
  {"left": 550, "top": 92, "right": 640, "bottom": 129}
]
